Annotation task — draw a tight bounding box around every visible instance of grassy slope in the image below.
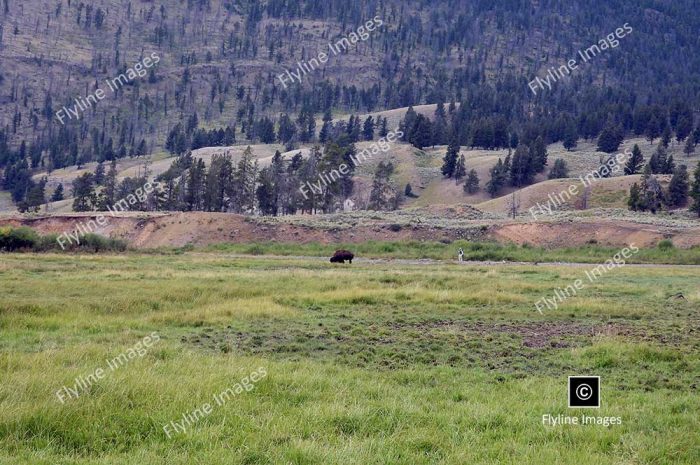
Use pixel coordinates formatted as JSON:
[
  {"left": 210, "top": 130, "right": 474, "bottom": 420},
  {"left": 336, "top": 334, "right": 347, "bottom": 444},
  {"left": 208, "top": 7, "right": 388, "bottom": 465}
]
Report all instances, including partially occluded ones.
[
  {"left": 1, "top": 253, "right": 698, "bottom": 464},
  {"left": 16, "top": 133, "right": 700, "bottom": 216}
]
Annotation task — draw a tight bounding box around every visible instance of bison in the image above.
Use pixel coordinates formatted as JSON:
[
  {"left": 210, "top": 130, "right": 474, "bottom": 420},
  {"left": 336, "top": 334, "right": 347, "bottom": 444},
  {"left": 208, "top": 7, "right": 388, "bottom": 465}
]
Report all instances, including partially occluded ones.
[{"left": 330, "top": 249, "right": 354, "bottom": 264}]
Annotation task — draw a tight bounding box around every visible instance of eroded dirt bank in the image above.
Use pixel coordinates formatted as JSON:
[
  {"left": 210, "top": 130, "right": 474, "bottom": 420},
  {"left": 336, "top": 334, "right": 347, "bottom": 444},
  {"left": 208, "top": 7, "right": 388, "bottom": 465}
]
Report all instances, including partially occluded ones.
[{"left": 1, "top": 212, "right": 698, "bottom": 249}]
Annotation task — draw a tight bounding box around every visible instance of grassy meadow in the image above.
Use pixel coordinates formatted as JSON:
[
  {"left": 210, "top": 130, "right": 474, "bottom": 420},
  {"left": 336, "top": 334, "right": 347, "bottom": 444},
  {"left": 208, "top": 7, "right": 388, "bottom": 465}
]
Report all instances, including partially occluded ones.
[
  {"left": 0, "top": 252, "right": 699, "bottom": 464},
  {"left": 201, "top": 240, "right": 700, "bottom": 265}
]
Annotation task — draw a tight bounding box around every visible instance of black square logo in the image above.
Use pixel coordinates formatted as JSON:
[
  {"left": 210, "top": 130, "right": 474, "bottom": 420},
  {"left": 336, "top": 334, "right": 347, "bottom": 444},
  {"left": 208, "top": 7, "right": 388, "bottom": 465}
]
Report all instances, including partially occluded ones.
[{"left": 568, "top": 376, "right": 600, "bottom": 408}]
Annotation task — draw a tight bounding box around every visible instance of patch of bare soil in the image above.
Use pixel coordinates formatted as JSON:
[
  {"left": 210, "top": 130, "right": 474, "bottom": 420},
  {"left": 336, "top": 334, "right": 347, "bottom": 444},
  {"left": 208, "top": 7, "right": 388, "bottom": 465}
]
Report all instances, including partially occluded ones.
[{"left": 390, "top": 320, "right": 659, "bottom": 348}]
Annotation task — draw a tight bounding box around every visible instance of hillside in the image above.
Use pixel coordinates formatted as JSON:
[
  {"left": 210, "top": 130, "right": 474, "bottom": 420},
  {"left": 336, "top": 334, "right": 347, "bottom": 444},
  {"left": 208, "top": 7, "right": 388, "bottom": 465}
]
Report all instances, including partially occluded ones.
[
  {"left": 2, "top": 1, "right": 700, "bottom": 196},
  {"left": 15, "top": 129, "right": 700, "bottom": 218}
]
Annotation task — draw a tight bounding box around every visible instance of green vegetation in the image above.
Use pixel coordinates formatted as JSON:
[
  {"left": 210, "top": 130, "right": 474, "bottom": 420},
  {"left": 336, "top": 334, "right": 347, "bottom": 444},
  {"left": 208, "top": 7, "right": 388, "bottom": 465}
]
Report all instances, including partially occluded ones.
[
  {"left": 0, "top": 226, "right": 127, "bottom": 252},
  {"left": 0, "top": 253, "right": 698, "bottom": 464},
  {"left": 202, "top": 240, "right": 700, "bottom": 265}
]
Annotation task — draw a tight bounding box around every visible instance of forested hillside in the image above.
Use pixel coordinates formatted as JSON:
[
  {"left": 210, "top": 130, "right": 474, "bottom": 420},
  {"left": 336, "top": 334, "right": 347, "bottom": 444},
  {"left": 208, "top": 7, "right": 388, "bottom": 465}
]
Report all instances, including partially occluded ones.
[{"left": 1, "top": 0, "right": 699, "bottom": 212}]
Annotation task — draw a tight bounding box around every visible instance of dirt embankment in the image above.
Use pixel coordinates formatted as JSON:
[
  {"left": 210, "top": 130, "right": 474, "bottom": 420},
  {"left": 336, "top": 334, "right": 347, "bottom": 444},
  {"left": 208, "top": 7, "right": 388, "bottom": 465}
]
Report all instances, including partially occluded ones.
[{"left": 1, "top": 212, "right": 698, "bottom": 249}]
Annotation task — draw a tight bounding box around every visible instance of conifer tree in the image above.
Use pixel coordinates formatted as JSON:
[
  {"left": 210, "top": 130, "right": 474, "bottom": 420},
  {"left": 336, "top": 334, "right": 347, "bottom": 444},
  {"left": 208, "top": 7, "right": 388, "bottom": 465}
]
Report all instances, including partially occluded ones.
[
  {"left": 548, "top": 159, "right": 569, "bottom": 179},
  {"left": 50, "top": 183, "right": 64, "bottom": 202},
  {"left": 667, "top": 165, "right": 689, "bottom": 208},
  {"left": 234, "top": 146, "right": 258, "bottom": 213},
  {"left": 94, "top": 162, "right": 105, "bottom": 185},
  {"left": 464, "top": 169, "right": 480, "bottom": 194},
  {"left": 563, "top": 121, "right": 578, "bottom": 151},
  {"left": 690, "top": 161, "right": 700, "bottom": 217},
  {"left": 441, "top": 139, "right": 460, "bottom": 178},
  {"left": 640, "top": 164, "right": 663, "bottom": 213},
  {"left": 624, "top": 144, "right": 644, "bottom": 175},
  {"left": 486, "top": 159, "right": 507, "bottom": 197},
  {"left": 628, "top": 182, "right": 642, "bottom": 211},
  {"left": 454, "top": 155, "right": 466, "bottom": 181},
  {"left": 362, "top": 116, "right": 375, "bottom": 141},
  {"left": 72, "top": 172, "right": 96, "bottom": 212},
  {"left": 661, "top": 126, "right": 672, "bottom": 148},
  {"left": 530, "top": 136, "right": 548, "bottom": 173},
  {"left": 649, "top": 146, "right": 669, "bottom": 174},
  {"left": 597, "top": 123, "right": 623, "bottom": 153},
  {"left": 510, "top": 144, "right": 533, "bottom": 187}
]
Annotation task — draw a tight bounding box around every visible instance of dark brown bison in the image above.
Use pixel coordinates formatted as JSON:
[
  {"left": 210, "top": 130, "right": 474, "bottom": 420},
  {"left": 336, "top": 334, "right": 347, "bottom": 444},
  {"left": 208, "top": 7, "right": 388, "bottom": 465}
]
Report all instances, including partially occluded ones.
[{"left": 330, "top": 249, "right": 354, "bottom": 263}]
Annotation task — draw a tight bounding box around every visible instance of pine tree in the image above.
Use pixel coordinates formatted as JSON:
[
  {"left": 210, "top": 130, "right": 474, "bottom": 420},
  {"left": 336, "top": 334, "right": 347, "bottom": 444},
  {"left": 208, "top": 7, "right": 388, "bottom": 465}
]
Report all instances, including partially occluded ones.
[
  {"left": 50, "top": 183, "right": 64, "bottom": 202},
  {"left": 268, "top": 151, "right": 285, "bottom": 214},
  {"left": 319, "top": 109, "right": 333, "bottom": 144},
  {"left": 441, "top": 139, "right": 460, "bottom": 177},
  {"left": 645, "top": 115, "right": 663, "bottom": 144},
  {"left": 667, "top": 165, "right": 689, "bottom": 208},
  {"left": 486, "top": 159, "right": 507, "bottom": 197},
  {"left": 22, "top": 177, "right": 47, "bottom": 212},
  {"left": 510, "top": 144, "right": 533, "bottom": 187},
  {"left": 624, "top": 144, "right": 644, "bottom": 175},
  {"left": 675, "top": 113, "right": 693, "bottom": 143},
  {"left": 204, "top": 153, "right": 233, "bottom": 212},
  {"left": 563, "top": 121, "right": 578, "bottom": 151},
  {"left": 530, "top": 136, "right": 548, "bottom": 173},
  {"left": 464, "top": 169, "right": 480, "bottom": 194},
  {"left": 363, "top": 116, "right": 375, "bottom": 141},
  {"left": 298, "top": 146, "right": 321, "bottom": 214},
  {"left": 640, "top": 164, "right": 663, "bottom": 213},
  {"left": 649, "top": 146, "right": 668, "bottom": 174},
  {"left": 400, "top": 107, "right": 418, "bottom": 142},
  {"left": 454, "top": 155, "right": 466, "bottom": 181},
  {"left": 690, "top": 161, "right": 700, "bottom": 217},
  {"left": 277, "top": 113, "right": 297, "bottom": 144},
  {"left": 684, "top": 137, "right": 695, "bottom": 157},
  {"left": 409, "top": 115, "right": 433, "bottom": 149},
  {"left": 255, "top": 117, "right": 276, "bottom": 143},
  {"left": 256, "top": 167, "right": 276, "bottom": 215},
  {"left": 94, "top": 162, "right": 105, "bottom": 185},
  {"left": 432, "top": 102, "right": 448, "bottom": 145},
  {"left": 185, "top": 159, "right": 206, "bottom": 211},
  {"left": 597, "top": 123, "right": 623, "bottom": 153},
  {"left": 548, "top": 159, "right": 569, "bottom": 179},
  {"left": 368, "top": 161, "right": 399, "bottom": 211},
  {"left": 665, "top": 155, "right": 676, "bottom": 175},
  {"left": 104, "top": 160, "right": 118, "bottom": 207},
  {"left": 628, "top": 183, "right": 641, "bottom": 211},
  {"left": 661, "top": 125, "right": 672, "bottom": 148},
  {"left": 378, "top": 117, "right": 388, "bottom": 138},
  {"left": 72, "top": 172, "right": 96, "bottom": 211},
  {"left": 234, "top": 146, "right": 258, "bottom": 213},
  {"left": 135, "top": 139, "right": 148, "bottom": 157}
]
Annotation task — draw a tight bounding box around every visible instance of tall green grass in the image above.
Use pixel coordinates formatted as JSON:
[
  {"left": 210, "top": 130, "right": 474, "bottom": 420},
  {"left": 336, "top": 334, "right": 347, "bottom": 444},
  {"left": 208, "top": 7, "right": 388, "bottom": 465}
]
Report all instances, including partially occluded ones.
[
  {"left": 1, "top": 254, "right": 698, "bottom": 464},
  {"left": 201, "top": 240, "right": 700, "bottom": 264}
]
